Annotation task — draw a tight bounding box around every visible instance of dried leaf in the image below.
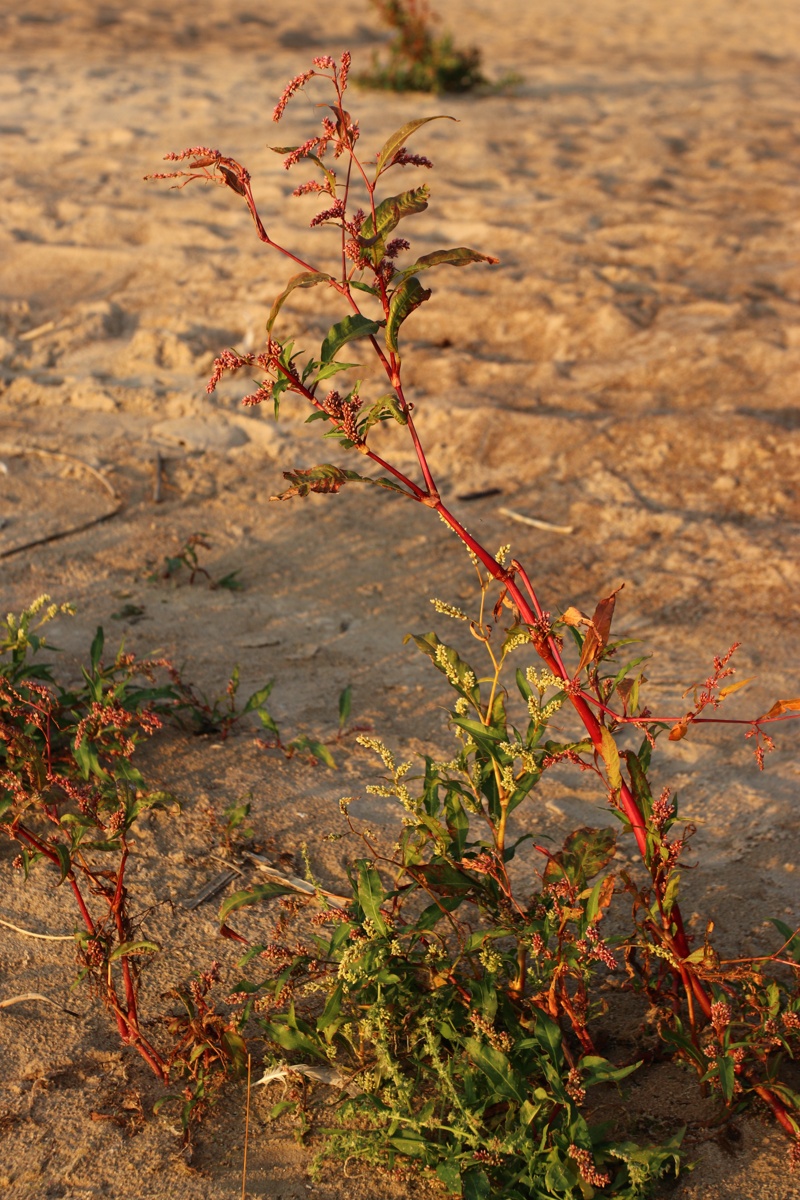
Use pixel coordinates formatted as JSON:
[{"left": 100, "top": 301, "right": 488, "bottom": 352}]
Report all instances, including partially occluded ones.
[
  {"left": 718, "top": 676, "right": 755, "bottom": 699},
  {"left": 668, "top": 719, "right": 690, "bottom": 742},
  {"left": 759, "top": 697, "right": 800, "bottom": 721},
  {"left": 576, "top": 584, "right": 624, "bottom": 674},
  {"left": 561, "top": 607, "right": 585, "bottom": 627}
]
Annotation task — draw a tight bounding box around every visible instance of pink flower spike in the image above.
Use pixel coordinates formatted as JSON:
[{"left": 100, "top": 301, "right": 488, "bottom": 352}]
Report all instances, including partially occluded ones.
[
  {"left": 391, "top": 148, "right": 433, "bottom": 169},
  {"left": 339, "top": 50, "right": 351, "bottom": 90},
  {"left": 273, "top": 70, "right": 315, "bottom": 122},
  {"left": 164, "top": 146, "right": 221, "bottom": 162},
  {"left": 313, "top": 55, "right": 335, "bottom": 69}
]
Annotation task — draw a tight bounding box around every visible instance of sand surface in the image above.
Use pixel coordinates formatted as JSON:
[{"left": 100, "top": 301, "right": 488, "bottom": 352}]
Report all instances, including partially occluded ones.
[{"left": 1, "top": 1, "right": 800, "bottom": 1197}]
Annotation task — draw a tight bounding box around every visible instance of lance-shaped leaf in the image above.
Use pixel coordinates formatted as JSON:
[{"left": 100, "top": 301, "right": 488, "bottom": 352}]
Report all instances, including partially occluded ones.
[
  {"left": 108, "top": 940, "right": 161, "bottom": 963},
  {"left": 386, "top": 277, "right": 431, "bottom": 355},
  {"left": 394, "top": 246, "right": 499, "bottom": 285},
  {"left": 375, "top": 115, "right": 455, "bottom": 178},
  {"left": 357, "top": 861, "right": 388, "bottom": 934},
  {"left": 358, "top": 186, "right": 430, "bottom": 264},
  {"left": 219, "top": 881, "right": 297, "bottom": 926},
  {"left": 464, "top": 1039, "right": 527, "bottom": 1104},
  {"left": 271, "top": 464, "right": 412, "bottom": 502},
  {"left": 407, "top": 861, "right": 475, "bottom": 895},
  {"left": 599, "top": 725, "right": 621, "bottom": 792},
  {"left": 320, "top": 313, "right": 382, "bottom": 363},
  {"left": 267, "top": 271, "right": 332, "bottom": 335}
]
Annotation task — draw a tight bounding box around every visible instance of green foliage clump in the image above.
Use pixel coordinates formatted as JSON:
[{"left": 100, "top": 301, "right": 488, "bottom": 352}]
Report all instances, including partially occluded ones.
[{"left": 360, "top": 0, "right": 486, "bottom": 94}]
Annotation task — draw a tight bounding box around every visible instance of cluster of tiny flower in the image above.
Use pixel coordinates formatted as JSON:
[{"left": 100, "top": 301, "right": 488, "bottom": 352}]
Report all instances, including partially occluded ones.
[
  {"left": 651, "top": 786, "right": 675, "bottom": 833},
  {"left": 711, "top": 1000, "right": 733, "bottom": 1035},
  {"left": 568, "top": 1145, "right": 611, "bottom": 1188},
  {"left": 502, "top": 629, "right": 531, "bottom": 654},
  {"left": 105, "top": 806, "right": 127, "bottom": 836},
  {"left": 473, "top": 1148, "right": 503, "bottom": 1166},
  {"left": 525, "top": 665, "right": 561, "bottom": 695},
  {"left": 576, "top": 924, "right": 617, "bottom": 970},
  {"left": 389, "top": 146, "right": 433, "bottom": 170},
  {"left": 528, "top": 931, "right": 546, "bottom": 956},
  {"left": 697, "top": 643, "right": 741, "bottom": 711},
  {"left": 356, "top": 734, "right": 397, "bottom": 773},
  {"left": 434, "top": 643, "right": 475, "bottom": 694},
  {"left": 189, "top": 961, "right": 221, "bottom": 1004},
  {"left": 470, "top": 1009, "right": 513, "bottom": 1051},
  {"left": 527, "top": 694, "right": 564, "bottom": 727},
  {"left": 745, "top": 723, "right": 776, "bottom": 770},
  {"left": 565, "top": 1067, "right": 586, "bottom": 1105},
  {"left": 320, "top": 387, "right": 362, "bottom": 443},
  {"left": 495, "top": 543, "right": 511, "bottom": 566},
  {"left": 430, "top": 597, "right": 468, "bottom": 621},
  {"left": 82, "top": 937, "right": 107, "bottom": 968},
  {"left": 478, "top": 945, "right": 503, "bottom": 975},
  {"left": 541, "top": 745, "right": 589, "bottom": 771}
]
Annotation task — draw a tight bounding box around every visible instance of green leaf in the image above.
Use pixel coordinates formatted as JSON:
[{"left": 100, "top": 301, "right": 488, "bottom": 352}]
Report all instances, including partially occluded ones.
[
  {"left": 359, "top": 186, "right": 430, "bottom": 265},
  {"left": 386, "top": 276, "right": 431, "bottom": 356},
  {"left": 359, "top": 393, "right": 408, "bottom": 435},
  {"left": 395, "top": 246, "right": 498, "bottom": 284},
  {"left": 716, "top": 1053, "right": 735, "bottom": 1102},
  {"left": 320, "top": 314, "right": 382, "bottom": 363},
  {"left": 624, "top": 748, "right": 653, "bottom": 819},
  {"left": 264, "top": 1019, "right": 327, "bottom": 1060},
  {"left": 242, "top": 681, "right": 275, "bottom": 714},
  {"left": 357, "top": 861, "right": 388, "bottom": 934},
  {"left": 436, "top": 1159, "right": 463, "bottom": 1196},
  {"left": 544, "top": 1156, "right": 579, "bottom": 1193},
  {"left": 350, "top": 279, "right": 380, "bottom": 296},
  {"left": 313, "top": 360, "right": 359, "bottom": 383},
  {"left": 218, "top": 882, "right": 296, "bottom": 926},
  {"left": 54, "top": 843, "right": 71, "bottom": 883},
  {"left": 462, "top": 1169, "right": 490, "bottom": 1200},
  {"left": 295, "top": 736, "right": 336, "bottom": 769},
  {"left": 410, "top": 861, "right": 475, "bottom": 895},
  {"left": 272, "top": 464, "right": 411, "bottom": 502},
  {"left": 90, "top": 626, "right": 104, "bottom": 672},
  {"left": 579, "top": 1055, "right": 641, "bottom": 1085},
  {"left": 108, "top": 940, "right": 160, "bottom": 963},
  {"left": 464, "top": 1038, "right": 526, "bottom": 1104},
  {"left": 544, "top": 826, "right": 616, "bottom": 887},
  {"left": 451, "top": 715, "right": 505, "bottom": 743},
  {"left": 266, "top": 271, "right": 332, "bottom": 335},
  {"left": 338, "top": 685, "right": 352, "bottom": 730},
  {"left": 516, "top": 667, "right": 534, "bottom": 702},
  {"left": 375, "top": 116, "right": 456, "bottom": 178},
  {"left": 772, "top": 918, "right": 800, "bottom": 963}
]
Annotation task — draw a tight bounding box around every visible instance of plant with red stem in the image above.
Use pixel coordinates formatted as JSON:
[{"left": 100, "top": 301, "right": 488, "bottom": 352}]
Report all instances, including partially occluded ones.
[
  {"left": 0, "top": 600, "right": 251, "bottom": 1137},
  {"left": 151, "top": 53, "right": 800, "bottom": 1172}
]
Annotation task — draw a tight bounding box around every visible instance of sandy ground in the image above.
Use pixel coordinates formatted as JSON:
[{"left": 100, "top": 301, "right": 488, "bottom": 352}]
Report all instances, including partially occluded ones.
[{"left": 1, "top": 0, "right": 800, "bottom": 1196}]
